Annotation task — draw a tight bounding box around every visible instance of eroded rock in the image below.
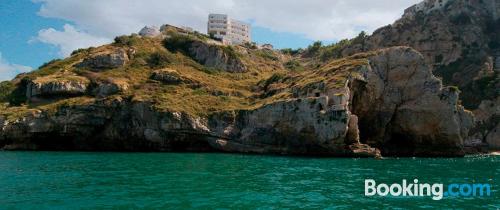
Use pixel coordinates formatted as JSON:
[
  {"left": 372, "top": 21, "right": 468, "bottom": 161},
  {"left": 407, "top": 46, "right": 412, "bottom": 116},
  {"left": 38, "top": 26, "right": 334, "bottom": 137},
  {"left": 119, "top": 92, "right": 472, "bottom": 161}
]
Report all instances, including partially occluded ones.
[
  {"left": 93, "top": 79, "right": 129, "bottom": 97},
  {"left": 139, "top": 26, "right": 160, "bottom": 38},
  {"left": 0, "top": 47, "right": 474, "bottom": 157},
  {"left": 486, "top": 123, "right": 500, "bottom": 149},
  {"left": 468, "top": 97, "right": 500, "bottom": 150},
  {"left": 76, "top": 49, "right": 130, "bottom": 70},
  {"left": 351, "top": 47, "right": 474, "bottom": 156},
  {"left": 26, "top": 75, "right": 90, "bottom": 100},
  {"left": 189, "top": 41, "right": 247, "bottom": 73}
]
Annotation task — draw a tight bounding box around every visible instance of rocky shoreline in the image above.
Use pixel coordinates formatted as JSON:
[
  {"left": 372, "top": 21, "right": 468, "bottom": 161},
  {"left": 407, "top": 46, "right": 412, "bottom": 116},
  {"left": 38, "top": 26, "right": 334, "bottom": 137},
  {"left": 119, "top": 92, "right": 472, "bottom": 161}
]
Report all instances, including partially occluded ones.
[
  {"left": 0, "top": 47, "right": 473, "bottom": 158},
  {"left": 1, "top": 0, "right": 498, "bottom": 158}
]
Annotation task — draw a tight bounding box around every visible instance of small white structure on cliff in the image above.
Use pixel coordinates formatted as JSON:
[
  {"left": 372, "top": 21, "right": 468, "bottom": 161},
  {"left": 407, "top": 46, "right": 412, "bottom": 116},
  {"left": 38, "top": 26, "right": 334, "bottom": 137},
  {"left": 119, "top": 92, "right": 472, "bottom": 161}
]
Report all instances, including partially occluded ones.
[
  {"left": 138, "top": 26, "right": 160, "bottom": 37},
  {"left": 207, "top": 14, "right": 251, "bottom": 45}
]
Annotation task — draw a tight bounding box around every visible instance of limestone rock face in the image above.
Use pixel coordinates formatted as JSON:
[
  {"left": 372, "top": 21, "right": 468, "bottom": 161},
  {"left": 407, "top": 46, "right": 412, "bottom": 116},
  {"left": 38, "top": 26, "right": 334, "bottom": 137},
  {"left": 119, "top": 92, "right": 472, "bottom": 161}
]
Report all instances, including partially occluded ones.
[
  {"left": 0, "top": 96, "right": 378, "bottom": 157},
  {"left": 350, "top": 47, "right": 473, "bottom": 156},
  {"left": 93, "top": 80, "right": 129, "bottom": 97},
  {"left": 362, "top": 0, "right": 500, "bottom": 66},
  {"left": 26, "top": 76, "right": 90, "bottom": 100},
  {"left": 76, "top": 49, "right": 130, "bottom": 70},
  {"left": 325, "top": 0, "right": 499, "bottom": 151},
  {"left": 474, "top": 98, "right": 499, "bottom": 124},
  {"left": 337, "top": 0, "right": 499, "bottom": 112},
  {"left": 207, "top": 97, "right": 376, "bottom": 156},
  {"left": 468, "top": 97, "right": 500, "bottom": 150},
  {"left": 189, "top": 41, "right": 247, "bottom": 73},
  {"left": 0, "top": 47, "right": 472, "bottom": 157},
  {"left": 486, "top": 123, "right": 500, "bottom": 149}
]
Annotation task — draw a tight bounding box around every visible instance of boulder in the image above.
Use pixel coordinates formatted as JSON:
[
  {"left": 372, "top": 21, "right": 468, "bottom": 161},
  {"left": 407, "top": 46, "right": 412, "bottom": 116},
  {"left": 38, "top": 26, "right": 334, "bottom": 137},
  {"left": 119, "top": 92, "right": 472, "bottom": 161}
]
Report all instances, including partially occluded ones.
[
  {"left": 94, "top": 80, "right": 129, "bottom": 97},
  {"left": 76, "top": 49, "right": 129, "bottom": 70},
  {"left": 189, "top": 41, "right": 247, "bottom": 73},
  {"left": 138, "top": 26, "right": 160, "bottom": 37},
  {"left": 151, "top": 69, "right": 183, "bottom": 84},
  {"left": 26, "top": 75, "right": 90, "bottom": 100}
]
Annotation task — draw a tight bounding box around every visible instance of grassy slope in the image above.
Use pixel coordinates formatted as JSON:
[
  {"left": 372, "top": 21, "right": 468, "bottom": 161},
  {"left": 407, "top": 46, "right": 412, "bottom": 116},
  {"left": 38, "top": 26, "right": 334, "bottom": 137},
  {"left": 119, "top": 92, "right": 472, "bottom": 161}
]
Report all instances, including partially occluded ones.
[{"left": 0, "top": 32, "right": 372, "bottom": 120}]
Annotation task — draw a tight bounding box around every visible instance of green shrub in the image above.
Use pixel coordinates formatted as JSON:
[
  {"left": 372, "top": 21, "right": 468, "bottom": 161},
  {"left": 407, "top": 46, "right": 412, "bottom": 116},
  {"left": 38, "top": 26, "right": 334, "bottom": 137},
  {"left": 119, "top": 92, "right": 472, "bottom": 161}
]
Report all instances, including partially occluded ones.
[
  {"left": 284, "top": 60, "right": 304, "bottom": 71},
  {"left": 192, "top": 88, "right": 208, "bottom": 95},
  {"left": 0, "top": 81, "right": 14, "bottom": 102},
  {"left": 201, "top": 67, "right": 218, "bottom": 75},
  {"left": 307, "top": 41, "right": 322, "bottom": 54},
  {"left": 219, "top": 95, "right": 230, "bottom": 102},
  {"left": 259, "top": 73, "right": 285, "bottom": 89},
  {"left": 71, "top": 47, "right": 95, "bottom": 56},
  {"left": 163, "top": 35, "right": 196, "bottom": 54},
  {"left": 434, "top": 59, "right": 463, "bottom": 84},
  {"left": 129, "top": 52, "right": 149, "bottom": 67},
  {"left": 474, "top": 72, "right": 497, "bottom": 93},
  {"left": 26, "top": 59, "right": 64, "bottom": 79},
  {"left": 351, "top": 31, "right": 368, "bottom": 45},
  {"left": 448, "top": 86, "right": 460, "bottom": 92},
  {"left": 256, "top": 50, "right": 278, "bottom": 61},
  {"left": 192, "top": 31, "right": 209, "bottom": 40},
  {"left": 147, "top": 51, "right": 174, "bottom": 68},
  {"left": 243, "top": 42, "right": 258, "bottom": 49},
  {"left": 280, "top": 48, "right": 301, "bottom": 55},
  {"left": 7, "top": 78, "right": 30, "bottom": 105},
  {"left": 38, "top": 59, "right": 62, "bottom": 69},
  {"left": 114, "top": 35, "right": 140, "bottom": 46},
  {"left": 319, "top": 39, "right": 352, "bottom": 61},
  {"left": 221, "top": 46, "right": 241, "bottom": 60}
]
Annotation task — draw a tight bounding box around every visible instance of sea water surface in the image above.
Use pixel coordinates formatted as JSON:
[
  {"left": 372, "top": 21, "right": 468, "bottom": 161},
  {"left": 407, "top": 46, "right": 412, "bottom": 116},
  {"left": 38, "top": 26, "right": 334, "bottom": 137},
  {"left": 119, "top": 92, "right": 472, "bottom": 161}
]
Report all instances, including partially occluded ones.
[{"left": 0, "top": 152, "right": 499, "bottom": 209}]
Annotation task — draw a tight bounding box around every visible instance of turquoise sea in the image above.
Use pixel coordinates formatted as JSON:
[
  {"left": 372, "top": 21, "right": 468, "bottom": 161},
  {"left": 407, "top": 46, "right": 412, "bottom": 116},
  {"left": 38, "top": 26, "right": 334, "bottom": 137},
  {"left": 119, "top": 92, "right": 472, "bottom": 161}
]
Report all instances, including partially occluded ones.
[{"left": 0, "top": 152, "right": 499, "bottom": 209}]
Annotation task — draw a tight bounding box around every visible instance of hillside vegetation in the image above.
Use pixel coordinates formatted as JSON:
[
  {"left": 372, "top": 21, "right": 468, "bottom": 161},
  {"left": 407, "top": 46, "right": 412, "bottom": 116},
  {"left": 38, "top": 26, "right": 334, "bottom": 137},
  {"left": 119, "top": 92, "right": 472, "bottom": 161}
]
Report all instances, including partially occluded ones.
[{"left": 0, "top": 28, "right": 370, "bottom": 119}]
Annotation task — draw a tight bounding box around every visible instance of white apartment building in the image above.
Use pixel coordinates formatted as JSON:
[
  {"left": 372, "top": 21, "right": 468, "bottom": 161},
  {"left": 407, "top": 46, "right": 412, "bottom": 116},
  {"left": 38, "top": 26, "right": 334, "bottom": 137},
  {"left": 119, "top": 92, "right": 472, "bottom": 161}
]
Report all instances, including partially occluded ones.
[{"left": 207, "top": 14, "right": 251, "bottom": 45}]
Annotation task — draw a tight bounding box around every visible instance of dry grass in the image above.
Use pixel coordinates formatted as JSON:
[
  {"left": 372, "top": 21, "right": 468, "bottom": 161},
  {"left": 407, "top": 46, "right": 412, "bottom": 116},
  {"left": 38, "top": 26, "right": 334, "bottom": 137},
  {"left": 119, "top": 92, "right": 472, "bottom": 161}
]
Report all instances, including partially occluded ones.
[{"left": 2, "top": 31, "right": 379, "bottom": 119}]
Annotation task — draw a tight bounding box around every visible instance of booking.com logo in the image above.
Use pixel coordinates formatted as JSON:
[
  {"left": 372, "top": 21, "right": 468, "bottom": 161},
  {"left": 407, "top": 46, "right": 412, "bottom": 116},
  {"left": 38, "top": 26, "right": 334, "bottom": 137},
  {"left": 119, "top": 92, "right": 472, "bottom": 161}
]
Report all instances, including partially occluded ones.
[{"left": 365, "top": 179, "right": 492, "bottom": 200}]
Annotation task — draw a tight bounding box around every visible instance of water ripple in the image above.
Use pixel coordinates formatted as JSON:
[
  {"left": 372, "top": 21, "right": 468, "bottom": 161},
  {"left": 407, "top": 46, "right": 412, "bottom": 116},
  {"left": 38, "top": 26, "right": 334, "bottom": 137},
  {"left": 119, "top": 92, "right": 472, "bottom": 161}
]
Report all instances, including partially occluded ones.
[{"left": 0, "top": 152, "right": 498, "bottom": 209}]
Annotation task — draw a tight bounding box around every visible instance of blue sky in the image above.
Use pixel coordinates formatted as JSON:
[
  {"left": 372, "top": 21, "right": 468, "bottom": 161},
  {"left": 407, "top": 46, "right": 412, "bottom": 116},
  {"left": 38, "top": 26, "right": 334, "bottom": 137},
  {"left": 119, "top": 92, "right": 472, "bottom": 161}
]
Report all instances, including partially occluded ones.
[
  {"left": 0, "top": 0, "right": 316, "bottom": 71},
  {"left": 252, "top": 27, "right": 317, "bottom": 50},
  {"left": 0, "top": 0, "right": 64, "bottom": 68},
  {"left": 0, "top": 0, "right": 419, "bottom": 81}
]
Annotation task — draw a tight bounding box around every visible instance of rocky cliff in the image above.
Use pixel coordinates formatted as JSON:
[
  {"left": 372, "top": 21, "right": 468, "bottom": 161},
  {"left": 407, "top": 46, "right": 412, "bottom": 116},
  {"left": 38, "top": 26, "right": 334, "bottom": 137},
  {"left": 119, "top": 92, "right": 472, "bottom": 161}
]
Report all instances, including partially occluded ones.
[
  {"left": 0, "top": 39, "right": 472, "bottom": 157},
  {"left": 0, "top": 2, "right": 485, "bottom": 156},
  {"left": 365, "top": 0, "right": 499, "bottom": 109},
  {"left": 315, "top": 0, "right": 498, "bottom": 152},
  {"left": 367, "top": 0, "right": 499, "bottom": 152},
  {"left": 349, "top": 47, "right": 473, "bottom": 156}
]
